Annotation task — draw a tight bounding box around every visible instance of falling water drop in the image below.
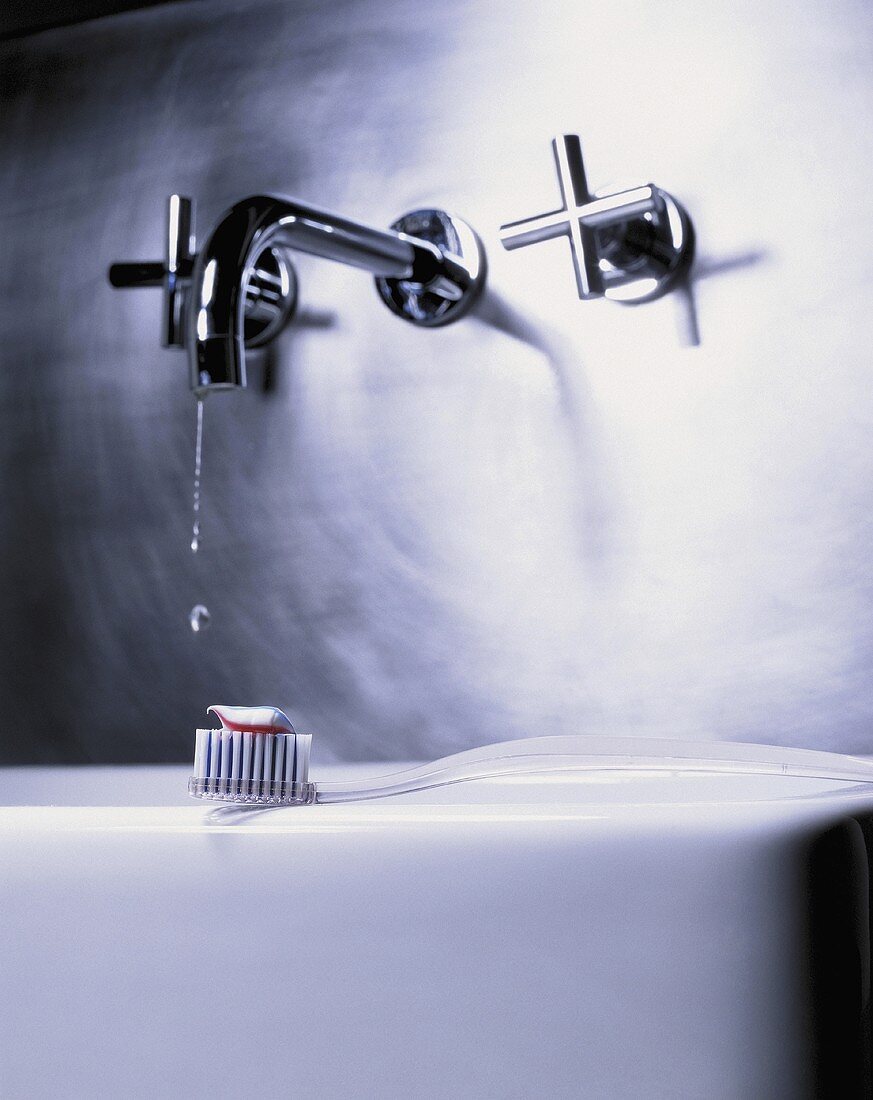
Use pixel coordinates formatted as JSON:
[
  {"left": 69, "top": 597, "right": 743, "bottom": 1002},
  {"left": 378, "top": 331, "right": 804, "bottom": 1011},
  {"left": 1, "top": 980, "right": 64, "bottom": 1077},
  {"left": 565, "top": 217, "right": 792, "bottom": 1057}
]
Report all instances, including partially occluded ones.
[
  {"left": 189, "top": 604, "right": 211, "bottom": 633},
  {"left": 191, "top": 397, "right": 204, "bottom": 553}
]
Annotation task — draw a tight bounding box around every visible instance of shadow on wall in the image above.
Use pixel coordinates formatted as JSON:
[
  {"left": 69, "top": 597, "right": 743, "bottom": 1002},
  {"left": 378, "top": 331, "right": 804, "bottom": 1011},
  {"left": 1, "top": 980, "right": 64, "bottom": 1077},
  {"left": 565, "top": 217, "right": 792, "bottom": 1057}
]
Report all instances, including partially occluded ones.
[
  {"left": 251, "top": 305, "right": 338, "bottom": 395},
  {"left": 676, "top": 246, "right": 771, "bottom": 346},
  {"left": 473, "top": 289, "right": 618, "bottom": 574}
]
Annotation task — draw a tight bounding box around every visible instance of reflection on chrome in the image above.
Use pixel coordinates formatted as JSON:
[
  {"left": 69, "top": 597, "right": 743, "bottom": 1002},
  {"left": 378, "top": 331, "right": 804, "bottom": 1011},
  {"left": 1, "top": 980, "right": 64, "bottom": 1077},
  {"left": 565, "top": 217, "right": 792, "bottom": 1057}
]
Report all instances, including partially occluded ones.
[
  {"left": 109, "top": 193, "right": 486, "bottom": 394},
  {"left": 190, "top": 198, "right": 485, "bottom": 393},
  {"left": 500, "top": 134, "right": 693, "bottom": 304}
]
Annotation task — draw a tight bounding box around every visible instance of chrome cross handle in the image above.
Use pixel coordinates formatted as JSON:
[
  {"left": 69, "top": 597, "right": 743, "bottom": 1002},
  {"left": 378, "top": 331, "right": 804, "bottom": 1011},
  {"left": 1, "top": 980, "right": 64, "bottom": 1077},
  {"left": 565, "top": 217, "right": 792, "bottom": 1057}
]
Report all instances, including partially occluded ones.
[
  {"left": 500, "top": 135, "right": 694, "bottom": 303},
  {"left": 108, "top": 195, "right": 195, "bottom": 347}
]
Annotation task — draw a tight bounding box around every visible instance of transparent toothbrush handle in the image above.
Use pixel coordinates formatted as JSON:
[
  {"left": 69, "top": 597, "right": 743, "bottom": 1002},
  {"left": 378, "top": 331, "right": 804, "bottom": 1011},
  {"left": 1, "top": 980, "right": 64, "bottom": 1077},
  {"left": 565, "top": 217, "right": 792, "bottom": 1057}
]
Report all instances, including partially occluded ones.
[{"left": 312, "top": 734, "right": 873, "bottom": 804}]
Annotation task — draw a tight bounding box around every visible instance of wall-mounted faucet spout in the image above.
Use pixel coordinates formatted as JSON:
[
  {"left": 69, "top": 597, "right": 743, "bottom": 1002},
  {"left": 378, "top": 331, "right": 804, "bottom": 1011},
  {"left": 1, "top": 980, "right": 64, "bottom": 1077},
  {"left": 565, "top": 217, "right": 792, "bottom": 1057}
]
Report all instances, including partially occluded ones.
[
  {"left": 191, "top": 196, "right": 486, "bottom": 394},
  {"left": 109, "top": 193, "right": 487, "bottom": 395}
]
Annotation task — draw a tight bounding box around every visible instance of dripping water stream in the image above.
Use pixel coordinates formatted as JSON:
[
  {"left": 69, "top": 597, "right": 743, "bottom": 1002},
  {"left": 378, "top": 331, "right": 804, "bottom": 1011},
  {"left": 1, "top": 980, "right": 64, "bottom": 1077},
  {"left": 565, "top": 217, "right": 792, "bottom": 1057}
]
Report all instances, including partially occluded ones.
[
  {"left": 189, "top": 397, "right": 210, "bottom": 631},
  {"left": 191, "top": 396, "right": 204, "bottom": 553}
]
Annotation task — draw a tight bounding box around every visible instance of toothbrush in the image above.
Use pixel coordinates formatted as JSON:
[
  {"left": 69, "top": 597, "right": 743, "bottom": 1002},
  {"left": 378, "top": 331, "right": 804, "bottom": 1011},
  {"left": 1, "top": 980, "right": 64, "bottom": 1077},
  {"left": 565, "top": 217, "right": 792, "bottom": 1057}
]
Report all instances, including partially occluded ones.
[{"left": 189, "top": 705, "right": 873, "bottom": 807}]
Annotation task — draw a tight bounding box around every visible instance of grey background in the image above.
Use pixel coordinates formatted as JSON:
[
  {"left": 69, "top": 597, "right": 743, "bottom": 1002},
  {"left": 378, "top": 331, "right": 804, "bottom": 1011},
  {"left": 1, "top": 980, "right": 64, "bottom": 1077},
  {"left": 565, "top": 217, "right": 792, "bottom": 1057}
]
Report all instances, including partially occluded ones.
[{"left": 2, "top": 0, "right": 873, "bottom": 763}]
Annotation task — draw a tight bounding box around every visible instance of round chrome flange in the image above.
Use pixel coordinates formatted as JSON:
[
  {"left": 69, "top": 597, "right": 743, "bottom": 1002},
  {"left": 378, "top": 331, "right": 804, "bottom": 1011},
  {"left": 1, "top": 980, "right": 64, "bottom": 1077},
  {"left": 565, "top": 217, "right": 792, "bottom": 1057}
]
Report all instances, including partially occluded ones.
[
  {"left": 243, "top": 244, "right": 298, "bottom": 348},
  {"left": 375, "top": 208, "right": 487, "bottom": 327},
  {"left": 597, "top": 189, "right": 694, "bottom": 304}
]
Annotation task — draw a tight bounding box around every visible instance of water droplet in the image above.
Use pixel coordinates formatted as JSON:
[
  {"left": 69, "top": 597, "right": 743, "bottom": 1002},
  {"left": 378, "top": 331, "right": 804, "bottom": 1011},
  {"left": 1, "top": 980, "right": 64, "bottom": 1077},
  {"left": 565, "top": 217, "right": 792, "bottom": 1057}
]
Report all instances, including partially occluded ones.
[{"left": 189, "top": 604, "right": 211, "bottom": 633}]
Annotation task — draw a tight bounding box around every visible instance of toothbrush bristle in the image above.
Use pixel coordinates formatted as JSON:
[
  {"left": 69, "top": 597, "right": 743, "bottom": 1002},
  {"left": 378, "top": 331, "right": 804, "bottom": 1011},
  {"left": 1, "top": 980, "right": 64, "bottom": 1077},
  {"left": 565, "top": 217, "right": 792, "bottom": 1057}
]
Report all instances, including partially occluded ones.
[{"left": 189, "top": 726, "right": 314, "bottom": 805}]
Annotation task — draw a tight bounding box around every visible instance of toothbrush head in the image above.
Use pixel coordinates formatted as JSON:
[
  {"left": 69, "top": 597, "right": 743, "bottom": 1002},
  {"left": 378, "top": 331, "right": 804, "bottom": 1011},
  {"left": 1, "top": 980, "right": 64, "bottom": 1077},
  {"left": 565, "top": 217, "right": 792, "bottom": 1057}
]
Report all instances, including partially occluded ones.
[{"left": 188, "top": 705, "right": 314, "bottom": 806}]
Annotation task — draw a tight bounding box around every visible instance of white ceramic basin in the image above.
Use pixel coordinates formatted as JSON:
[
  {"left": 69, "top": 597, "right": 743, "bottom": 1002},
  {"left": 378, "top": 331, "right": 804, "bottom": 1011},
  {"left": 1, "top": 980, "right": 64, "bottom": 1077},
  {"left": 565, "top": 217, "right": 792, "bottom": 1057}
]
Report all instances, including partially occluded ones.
[{"left": 1, "top": 761, "right": 872, "bottom": 1098}]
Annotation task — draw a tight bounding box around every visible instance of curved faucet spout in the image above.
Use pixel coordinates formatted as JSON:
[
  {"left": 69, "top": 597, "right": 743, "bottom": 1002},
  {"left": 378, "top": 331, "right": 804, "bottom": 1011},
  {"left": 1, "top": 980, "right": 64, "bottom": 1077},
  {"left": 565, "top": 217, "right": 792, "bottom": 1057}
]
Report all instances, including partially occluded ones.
[{"left": 187, "top": 195, "right": 476, "bottom": 394}]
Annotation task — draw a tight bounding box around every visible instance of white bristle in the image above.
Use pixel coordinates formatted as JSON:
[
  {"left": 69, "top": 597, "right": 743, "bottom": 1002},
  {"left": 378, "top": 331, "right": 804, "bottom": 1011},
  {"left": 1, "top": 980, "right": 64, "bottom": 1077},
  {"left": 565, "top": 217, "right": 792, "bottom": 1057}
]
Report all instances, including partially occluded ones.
[
  {"left": 193, "top": 729, "right": 208, "bottom": 778},
  {"left": 297, "top": 734, "right": 311, "bottom": 784},
  {"left": 273, "top": 736, "right": 285, "bottom": 783},
  {"left": 261, "top": 737, "right": 272, "bottom": 785},
  {"left": 241, "top": 731, "right": 253, "bottom": 785},
  {"left": 252, "top": 734, "right": 264, "bottom": 787},
  {"left": 208, "top": 730, "right": 220, "bottom": 792},
  {"left": 220, "top": 730, "right": 233, "bottom": 782},
  {"left": 284, "top": 736, "right": 296, "bottom": 785},
  {"left": 231, "top": 733, "right": 242, "bottom": 785}
]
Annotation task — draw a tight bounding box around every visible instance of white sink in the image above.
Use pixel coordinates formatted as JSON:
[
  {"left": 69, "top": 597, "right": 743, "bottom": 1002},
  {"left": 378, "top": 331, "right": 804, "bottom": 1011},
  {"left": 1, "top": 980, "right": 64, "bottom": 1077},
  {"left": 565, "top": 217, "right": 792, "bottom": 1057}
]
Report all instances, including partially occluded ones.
[{"left": 1, "top": 761, "right": 871, "bottom": 1098}]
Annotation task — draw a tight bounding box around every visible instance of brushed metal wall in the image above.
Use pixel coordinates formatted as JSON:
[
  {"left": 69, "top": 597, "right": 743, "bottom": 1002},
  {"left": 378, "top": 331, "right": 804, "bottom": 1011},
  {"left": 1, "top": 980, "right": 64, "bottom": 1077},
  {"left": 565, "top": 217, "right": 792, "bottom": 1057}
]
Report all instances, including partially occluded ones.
[{"left": 2, "top": 0, "right": 873, "bottom": 762}]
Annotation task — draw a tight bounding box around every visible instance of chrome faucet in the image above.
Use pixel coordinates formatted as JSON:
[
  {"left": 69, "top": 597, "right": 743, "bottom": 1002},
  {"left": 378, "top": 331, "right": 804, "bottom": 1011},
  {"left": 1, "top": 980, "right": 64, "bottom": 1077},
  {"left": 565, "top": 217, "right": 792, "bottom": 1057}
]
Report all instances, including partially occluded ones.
[{"left": 110, "top": 196, "right": 486, "bottom": 395}]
